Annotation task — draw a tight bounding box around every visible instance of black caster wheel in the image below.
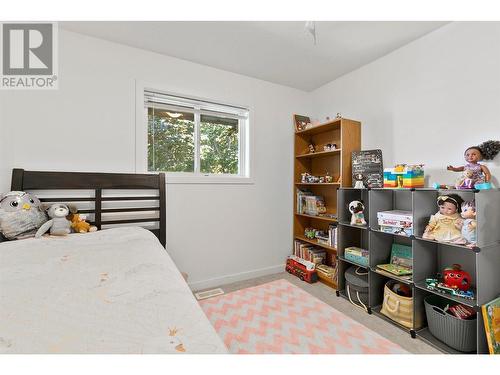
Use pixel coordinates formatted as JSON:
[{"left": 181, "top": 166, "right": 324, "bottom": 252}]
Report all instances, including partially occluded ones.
[
  {"left": 367, "top": 307, "right": 372, "bottom": 315},
  {"left": 410, "top": 330, "right": 416, "bottom": 339},
  {"left": 335, "top": 290, "right": 340, "bottom": 297}
]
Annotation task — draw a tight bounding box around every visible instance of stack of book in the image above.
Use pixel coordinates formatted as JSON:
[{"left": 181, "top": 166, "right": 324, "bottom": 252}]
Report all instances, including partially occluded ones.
[
  {"left": 377, "top": 210, "right": 413, "bottom": 236},
  {"left": 344, "top": 246, "right": 369, "bottom": 267},
  {"left": 293, "top": 240, "right": 326, "bottom": 264},
  {"left": 296, "top": 189, "right": 326, "bottom": 216}
]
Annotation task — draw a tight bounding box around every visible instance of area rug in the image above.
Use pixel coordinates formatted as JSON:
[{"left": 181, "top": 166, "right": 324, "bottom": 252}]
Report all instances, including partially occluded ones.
[{"left": 199, "top": 279, "right": 407, "bottom": 354}]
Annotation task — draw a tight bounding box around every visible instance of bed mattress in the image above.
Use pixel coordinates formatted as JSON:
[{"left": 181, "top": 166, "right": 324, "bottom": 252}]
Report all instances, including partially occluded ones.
[{"left": 0, "top": 227, "right": 227, "bottom": 354}]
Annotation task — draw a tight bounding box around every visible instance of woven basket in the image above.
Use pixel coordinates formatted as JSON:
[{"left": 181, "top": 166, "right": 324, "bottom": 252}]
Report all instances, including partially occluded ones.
[{"left": 380, "top": 281, "right": 414, "bottom": 328}]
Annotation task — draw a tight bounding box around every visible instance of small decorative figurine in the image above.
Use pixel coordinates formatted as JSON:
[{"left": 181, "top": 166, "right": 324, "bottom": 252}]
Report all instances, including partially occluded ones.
[
  {"left": 318, "top": 176, "right": 325, "bottom": 183},
  {"left": 349, "top": 200, "right": 366, "bottom": 226},
  {"left": 323, "top": 143, "right": 337, "bottom": 152},
  {"left": 422, "top": 194, "right": 465, "bottom": 243},
  {"left": 353, "top": 173, "right": 365, "bottom": 189},
  {"left": 308, "top": 143, "right": 316, "bottom": 153},
  {"left": 336, "top": 113, "right": 342, "bottom": 119},
  {"left": 325, "top": 172, "right": 333, "bottom": 183},
  {"left": 304, "top": 227, "right": 316, "bottom": 239},
  {"left": 459, "top": 201, "right": 477, "bottom": 246},
  {"left": 447, "top": 140, "right": 500, "bottom": 189}
]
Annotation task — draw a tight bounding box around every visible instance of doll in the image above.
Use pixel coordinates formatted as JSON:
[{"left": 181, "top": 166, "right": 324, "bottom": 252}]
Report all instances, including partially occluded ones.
[
  {"left": 447, "top": 140, "right": 500, "bottom": 189},
  {"left": 422, "top": 194, "right": 465, "bottom": 243},
  {"left": 459, "top": 201, "right": 477, "bottom": 246}
]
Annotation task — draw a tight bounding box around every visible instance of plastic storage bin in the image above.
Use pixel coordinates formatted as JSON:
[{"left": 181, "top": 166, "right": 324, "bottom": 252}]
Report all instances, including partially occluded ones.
[{"left": 424, "top": 295, "right": 477, "bottom": 352}]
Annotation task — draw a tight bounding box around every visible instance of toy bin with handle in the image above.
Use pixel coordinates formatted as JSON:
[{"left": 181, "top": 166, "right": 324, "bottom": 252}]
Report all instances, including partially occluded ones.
[
  {"left": 344, "top": 266, "right": 369, "bottom": 312},
  {"left": 380, "top": 280, "right": 418, "bottom": 329},
  {"left": 424, "top": 295, "right": 477, "bottom": 352}
]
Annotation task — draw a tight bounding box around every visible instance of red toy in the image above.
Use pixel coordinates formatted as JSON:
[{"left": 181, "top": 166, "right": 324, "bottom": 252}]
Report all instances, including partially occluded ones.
[
  {"left": 285, "top": 255, "right": 318, "bottom": 283},
  {"left": 443, "top": 264, "right": 471, "bottom": 291}
]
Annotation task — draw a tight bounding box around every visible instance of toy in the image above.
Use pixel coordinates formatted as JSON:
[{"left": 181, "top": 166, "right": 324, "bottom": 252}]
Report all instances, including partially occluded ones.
[
  {"left": 0, "top": 191, "right": 48, "bottom": 240},
  {"left": 285, "top": 255, "right": 318, "bottom": 283},
  {"left": 447, "top": 140, "right": 500, "bottom": 189},
  {"left": 425, "top": 278, "right": 475, "bottom": 300},
  {"left": 304, "top": 227, "right": 316, "bottom": 239},
  {"left": 335, "top": 113, "right": 342, "bottom": 119},
  {"left": 459, "top": 201, "right": 477, "bottom": 246},
  {"left": 443, "top": 264, "right": 471, "bottom": 291},
  {"left": 323, "top": 143, "right": 337, "bottom": 152},
  {"left": 422, "top": 194, "right": 465, "bottom": 243},
  {"left": 353, "top": 173, "right": 365, "bottom": 189},
  {"left": 349, "top": 200, "right": 366, "bottom": 226},
  {"left": 391, "top": 282, "right": 412, "bottom": 297},
  {"left": 35, "top": 203, "right": 75, "bottom": 237},
  {"left": 384, "top": 164, "right": 424, "bottom": 188},
  {"left": 325, "top": 172, "right": 333, "bottom": 183},
  {"left": 308, "top": 143, "right": 316, "bottom": 153},
  {"left": 68, "top": 213, "right": 97, "bottom": 234}
]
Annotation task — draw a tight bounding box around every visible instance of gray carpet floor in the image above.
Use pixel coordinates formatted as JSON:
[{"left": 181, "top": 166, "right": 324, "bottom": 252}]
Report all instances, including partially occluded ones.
[{"left": 199, "top": 272, "right": 442, "bottom": 354}]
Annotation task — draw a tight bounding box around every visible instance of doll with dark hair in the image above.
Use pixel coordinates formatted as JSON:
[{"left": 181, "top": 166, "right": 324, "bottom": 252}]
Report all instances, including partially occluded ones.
[
  {"left": 447, "top": 140, "right": 500, "bottom": 189},
  {"left": 423, "top": 194, "right": 465, "bottom": 243}
]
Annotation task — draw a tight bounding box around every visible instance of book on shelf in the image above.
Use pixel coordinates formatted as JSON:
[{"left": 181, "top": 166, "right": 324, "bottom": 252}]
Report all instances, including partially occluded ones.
[
  {"left": 375, "top": 267, "right": 413, "bottom": 280},
  {"left": 296, "top": 189, "right": 313, "bottom": 214},
  {"left": 293, "top": 240, "right": 326, "bottom": 264},
  {"left": 482, "top": 295, "right": 500, "bottom": 354},
  {"left": 303, "top": 195, "right": 326, "bottom": 216},
  {"left": 376, "top": 243, "right": 413, "bottom": 276}
]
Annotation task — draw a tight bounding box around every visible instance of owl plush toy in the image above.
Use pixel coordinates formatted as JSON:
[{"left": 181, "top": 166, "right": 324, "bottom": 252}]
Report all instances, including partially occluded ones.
[{"left": 0, "top": 191, "right": 48, "bottom": 240}]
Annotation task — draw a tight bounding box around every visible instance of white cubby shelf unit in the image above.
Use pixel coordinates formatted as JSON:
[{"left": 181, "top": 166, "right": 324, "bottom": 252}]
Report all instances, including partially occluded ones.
[{"left": 336, "top": 187, "right": 500, "bottom": 354}]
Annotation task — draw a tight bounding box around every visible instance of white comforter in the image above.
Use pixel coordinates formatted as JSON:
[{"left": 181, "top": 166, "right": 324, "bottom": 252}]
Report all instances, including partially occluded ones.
[{"left": 0, "top": 227, "right": 227, "bottom": 354}]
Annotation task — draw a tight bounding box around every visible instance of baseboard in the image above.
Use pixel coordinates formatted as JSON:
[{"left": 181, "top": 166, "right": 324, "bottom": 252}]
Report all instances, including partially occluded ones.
[{"left": 188, "top": 263, "right": 285, "bottom": 291}]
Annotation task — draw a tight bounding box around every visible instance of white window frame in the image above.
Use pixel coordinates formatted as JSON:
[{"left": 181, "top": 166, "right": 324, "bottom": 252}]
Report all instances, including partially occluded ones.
[{"left": 135, "top": 81, "right": 253, "bottom": 184}]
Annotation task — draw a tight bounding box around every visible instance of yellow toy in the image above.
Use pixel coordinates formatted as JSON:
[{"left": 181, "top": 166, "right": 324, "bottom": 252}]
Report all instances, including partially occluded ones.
[
  {"left": 422, "top": 195, "right": 464, "bottom": 243},
  {"left": 68, "top": 213, "right": 97, "bottom": 233}
]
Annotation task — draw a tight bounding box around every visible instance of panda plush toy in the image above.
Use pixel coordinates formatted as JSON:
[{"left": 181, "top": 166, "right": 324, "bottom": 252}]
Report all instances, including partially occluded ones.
[{"left": 0, "top": 191, "right": 48, "bottom": 240}]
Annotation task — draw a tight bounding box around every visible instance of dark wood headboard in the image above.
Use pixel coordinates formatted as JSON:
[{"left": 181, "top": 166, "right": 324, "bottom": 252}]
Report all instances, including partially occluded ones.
[{"left": 11, "top": 169, "right": 166, "bottom": 248}]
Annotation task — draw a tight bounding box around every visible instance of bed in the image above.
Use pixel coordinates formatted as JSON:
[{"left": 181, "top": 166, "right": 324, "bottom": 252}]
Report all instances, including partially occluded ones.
[{"left": 0, "top": 169, "right": 227, "bottom": 354}]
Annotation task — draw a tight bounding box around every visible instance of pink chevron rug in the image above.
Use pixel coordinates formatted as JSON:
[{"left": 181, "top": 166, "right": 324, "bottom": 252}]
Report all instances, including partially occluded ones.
[{"left": 200, "top": 279, "right": 407, "bottom": 354}]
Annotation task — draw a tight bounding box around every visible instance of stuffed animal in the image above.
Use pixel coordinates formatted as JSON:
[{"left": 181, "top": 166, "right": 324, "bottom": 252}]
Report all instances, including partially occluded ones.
[
  {"left": 68, "top": 213, "right": 97, "bottom": 233},
  {"left": 0, "top": 191, "right": 48, "bottom": 240},
  {"left": 35, "top": 203, "right": 75, "bottom": 237},
  {"left": 349, "top": 200, "right": 367, "bottom": 226}
]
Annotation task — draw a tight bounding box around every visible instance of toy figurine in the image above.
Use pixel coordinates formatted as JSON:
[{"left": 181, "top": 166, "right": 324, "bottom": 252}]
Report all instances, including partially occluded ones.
[
  {"left": 323, "top": 143, "right": 337, "bottom": 152},
  {"left": 349, "top": 200, "right": 366, "bottom": 226},
  {"left": 353, "top": 173, "right": 365, "bottom": 189},
  {"left": 336, "top": 113, "right": 342, "bottom": 119},
  {"left": 325, "top": 172, "right": 333, "bottom": 183},
  {"left": 459, "top": 201, "right": 477, "bottom": 246},
  {"left": 443, "top": 264, "right": 471, "bottom": 291},
  {"left": 447, "top": 140, "right": 500, "bottom": 189},
  {"left": 422, "top": 194, "right": 465, "bottom": 243},
  {"left": 308, "top": 143, "right": 316, "bottom": 153}
]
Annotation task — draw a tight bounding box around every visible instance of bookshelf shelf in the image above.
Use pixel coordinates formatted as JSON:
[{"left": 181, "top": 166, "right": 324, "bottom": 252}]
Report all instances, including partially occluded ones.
[
  {"left": 295, "top": 149, "right": 341, "bottom": 159},
  {"left": 295, "top": 118, "right": 342, "bottom": 136},
  {"left": 295, "top": 182, "right": 340, "bottom": 186},
  {"left": 294, "top": 235, "right": 337, "bottom": 253},
  {"left": 294, "top": 213, "right": 337, "bottom": 222},
  {"left": 293, "top": 115, "right": 361, "bottom": 292}
]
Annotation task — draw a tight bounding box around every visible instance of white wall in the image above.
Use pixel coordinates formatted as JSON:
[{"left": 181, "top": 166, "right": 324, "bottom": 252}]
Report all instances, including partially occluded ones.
[
  {"left": 0, "top": 30, "right": 312, "bottom": 289},
  {"left": 311, "top": 22, "right": 500, "bottom": 186}
]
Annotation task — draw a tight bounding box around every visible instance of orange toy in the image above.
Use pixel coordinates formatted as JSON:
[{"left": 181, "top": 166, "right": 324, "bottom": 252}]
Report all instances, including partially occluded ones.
[{"left": 68, "top": 213, "right": 97, "bottom": 233}]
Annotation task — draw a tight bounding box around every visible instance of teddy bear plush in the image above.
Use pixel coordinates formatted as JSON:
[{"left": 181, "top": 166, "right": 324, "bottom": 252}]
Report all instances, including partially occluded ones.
[
  {"left": 67, "top": 213, "right": 97, "bottom": 233},
  {"left": 35, "top": 203, "right": 75, "bottom": 237}
]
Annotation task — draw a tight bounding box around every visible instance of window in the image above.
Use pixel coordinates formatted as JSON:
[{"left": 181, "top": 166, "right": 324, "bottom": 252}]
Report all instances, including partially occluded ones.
[{"left": 144, "top": 90, "right": 249, "bottom": 180}]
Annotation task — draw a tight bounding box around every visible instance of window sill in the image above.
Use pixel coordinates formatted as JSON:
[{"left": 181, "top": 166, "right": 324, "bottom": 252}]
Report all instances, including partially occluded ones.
[{"left": 165, "top": 174, "right": 254, "bottom": 185}]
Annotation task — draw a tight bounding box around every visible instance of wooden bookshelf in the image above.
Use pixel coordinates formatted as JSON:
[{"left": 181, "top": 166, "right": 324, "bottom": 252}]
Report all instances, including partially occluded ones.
[{"left": 293, "top": 115, "right": 361, "bottom": 290}]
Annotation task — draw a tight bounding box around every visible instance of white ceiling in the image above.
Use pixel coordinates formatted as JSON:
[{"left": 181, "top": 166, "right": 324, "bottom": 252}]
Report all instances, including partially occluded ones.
[{"left": 61, "top": 21, "right": 447, "bottom": 91}]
